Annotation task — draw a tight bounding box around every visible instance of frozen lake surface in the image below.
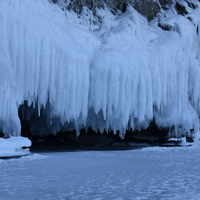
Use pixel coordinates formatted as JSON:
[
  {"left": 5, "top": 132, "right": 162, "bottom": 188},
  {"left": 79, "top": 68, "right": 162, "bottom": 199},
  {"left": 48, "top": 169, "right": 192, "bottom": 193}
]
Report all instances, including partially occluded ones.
[{"left": 1, "top": 145, "right": 200, "bottom": 200}]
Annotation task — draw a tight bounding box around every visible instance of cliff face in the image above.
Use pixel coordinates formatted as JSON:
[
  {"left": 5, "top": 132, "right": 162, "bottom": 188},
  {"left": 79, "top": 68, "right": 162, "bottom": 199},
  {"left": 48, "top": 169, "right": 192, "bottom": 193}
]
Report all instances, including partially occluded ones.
[
  {"left": 1, "top": 0, "right": 200, "bottom": 144},
  {"left": 51, "top": 0, "right": 172, "bottom": 20}
]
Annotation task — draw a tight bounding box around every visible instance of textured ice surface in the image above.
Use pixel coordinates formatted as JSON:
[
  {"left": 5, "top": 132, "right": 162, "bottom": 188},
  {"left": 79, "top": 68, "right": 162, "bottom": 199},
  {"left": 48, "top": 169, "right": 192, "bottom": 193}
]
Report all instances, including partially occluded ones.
[
  {"left": 1, "top": 146, "right": 200, "bottom": 199},
  {"left": 1, "top": 0, "right": 200, "bottom": 138}
]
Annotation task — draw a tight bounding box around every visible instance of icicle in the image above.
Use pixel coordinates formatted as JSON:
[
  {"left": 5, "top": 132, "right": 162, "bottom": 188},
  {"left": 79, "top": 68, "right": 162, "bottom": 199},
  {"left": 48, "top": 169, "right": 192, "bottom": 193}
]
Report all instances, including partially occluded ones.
[{"left": 0, "top": 0, "right": 200, "bottom": 140}]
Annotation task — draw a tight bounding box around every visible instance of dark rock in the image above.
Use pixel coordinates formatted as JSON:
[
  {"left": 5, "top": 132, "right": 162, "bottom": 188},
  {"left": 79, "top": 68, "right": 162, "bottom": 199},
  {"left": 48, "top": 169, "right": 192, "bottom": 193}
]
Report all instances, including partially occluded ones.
[
  {"left": 186, "top": 136, "right": 194, "bottom": 143},
  {"left": 114, "top": 0, "right": 161, "bottom": 20},
  {"left": 122, "top": 2, "right": 129, "bottom": 13},
  {"left": 0, "top": 131, "right": 6, "bottom": 138},
  {"left": 175, "top": 2, "right": 188, "bottom": 15},
  {"left": 124, "top": 121, "right": 169, "bottom": 144},
  {"left": 186, "top": 1, "right": 197, "bottom": 9},
  {"left": 60, "top": 129, "right": 120, "bottom": 145},
  {"left": 49, "top": 0, "right": 58, "bottom": 3},
  {"left": 51, "top": 0, "right": 174, "bottom": 21},
  {"left": 22, "top": 128, "right": 121, "bottom": 146},
  {"left": 158, "top": 22, "right": 173, "bottom": 31}
]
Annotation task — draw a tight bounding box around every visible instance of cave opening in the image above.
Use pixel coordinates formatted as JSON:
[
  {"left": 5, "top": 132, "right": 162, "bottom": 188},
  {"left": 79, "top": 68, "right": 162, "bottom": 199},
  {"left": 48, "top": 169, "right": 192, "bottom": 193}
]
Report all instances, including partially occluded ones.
[{"left": 17, "top": 101, "right": 172, "bottom": 151}]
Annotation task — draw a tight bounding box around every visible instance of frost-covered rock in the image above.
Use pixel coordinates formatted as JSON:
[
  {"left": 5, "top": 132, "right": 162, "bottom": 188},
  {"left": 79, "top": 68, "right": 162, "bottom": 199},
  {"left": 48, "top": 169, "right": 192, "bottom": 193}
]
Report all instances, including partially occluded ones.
[{"left": 52, "top": 0, "right": 171, "bottom": 21}]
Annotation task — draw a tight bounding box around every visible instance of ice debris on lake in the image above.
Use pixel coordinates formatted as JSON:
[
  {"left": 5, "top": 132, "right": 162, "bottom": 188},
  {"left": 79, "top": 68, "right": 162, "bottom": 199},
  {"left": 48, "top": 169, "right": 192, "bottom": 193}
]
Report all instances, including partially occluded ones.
[
  {"left": 0, "top": 0, "right": 200, "bottom": 139},
  {"left": 0, "top": 137, "right": 31, "bottom": 158}
]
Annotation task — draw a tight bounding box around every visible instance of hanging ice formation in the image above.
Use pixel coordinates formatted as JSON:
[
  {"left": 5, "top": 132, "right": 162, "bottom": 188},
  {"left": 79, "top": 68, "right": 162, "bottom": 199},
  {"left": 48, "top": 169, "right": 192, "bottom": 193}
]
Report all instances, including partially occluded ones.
[{"left": 1, "top": 0, "right": 200, "bottom": 139}]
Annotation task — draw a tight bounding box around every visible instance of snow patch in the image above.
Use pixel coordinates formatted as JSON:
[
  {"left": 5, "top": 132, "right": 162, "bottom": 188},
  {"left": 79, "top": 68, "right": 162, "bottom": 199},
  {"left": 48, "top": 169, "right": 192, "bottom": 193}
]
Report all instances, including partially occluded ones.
[{"left": 0, "top": 137, "right": 31, "bottom": 158}]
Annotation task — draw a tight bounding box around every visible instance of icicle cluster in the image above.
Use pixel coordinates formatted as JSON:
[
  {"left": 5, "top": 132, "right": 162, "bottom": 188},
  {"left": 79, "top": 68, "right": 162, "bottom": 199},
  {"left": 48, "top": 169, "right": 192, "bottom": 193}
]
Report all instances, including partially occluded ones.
[{"left": 1, "top": 0, "right": 200, "bottom": 138}]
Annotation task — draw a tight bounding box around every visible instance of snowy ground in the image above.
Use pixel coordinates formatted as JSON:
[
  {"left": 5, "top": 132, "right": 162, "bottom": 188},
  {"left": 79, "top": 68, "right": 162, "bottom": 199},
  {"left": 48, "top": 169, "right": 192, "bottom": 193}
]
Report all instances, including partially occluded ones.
[{"left": 1, "top": 145, "right": 200, "bottom": 200}]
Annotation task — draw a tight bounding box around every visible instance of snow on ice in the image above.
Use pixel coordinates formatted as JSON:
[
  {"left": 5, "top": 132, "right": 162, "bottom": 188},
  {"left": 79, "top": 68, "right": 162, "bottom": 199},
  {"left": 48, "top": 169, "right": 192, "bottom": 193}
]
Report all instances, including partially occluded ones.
[
  {"left": 0, "top": 136, "right": 31, "bottom": 157},
  {"left": 0, "top": 0, "right": 200, "bottom": 139},
  {"left": 1, "top": 146, "right": 200, "bottom": 199}
]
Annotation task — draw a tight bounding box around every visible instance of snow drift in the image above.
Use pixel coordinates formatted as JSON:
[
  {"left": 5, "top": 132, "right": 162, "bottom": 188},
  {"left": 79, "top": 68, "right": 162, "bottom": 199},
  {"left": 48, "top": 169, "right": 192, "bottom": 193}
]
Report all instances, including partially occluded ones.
[
  {"left": 0, "top": 136, "right": 31, "bottom": 157},
  {"left": 1, "top": 0, "right": 200, "bottom": 139}
]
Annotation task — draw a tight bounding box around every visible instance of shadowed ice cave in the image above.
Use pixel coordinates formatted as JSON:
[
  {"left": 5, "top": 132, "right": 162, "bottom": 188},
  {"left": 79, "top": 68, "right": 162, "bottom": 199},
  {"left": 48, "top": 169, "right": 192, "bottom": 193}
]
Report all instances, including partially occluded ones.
[{"left": 18, "top": 101, "right": 185, "bottom": 146}]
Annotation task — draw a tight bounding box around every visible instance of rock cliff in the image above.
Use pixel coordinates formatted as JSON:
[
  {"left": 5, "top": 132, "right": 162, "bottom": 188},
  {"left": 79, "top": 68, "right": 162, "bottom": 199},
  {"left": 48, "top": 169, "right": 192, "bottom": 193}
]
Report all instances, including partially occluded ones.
[{"left": 50, "top": 0, "right": 172, "bottom": 20}]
